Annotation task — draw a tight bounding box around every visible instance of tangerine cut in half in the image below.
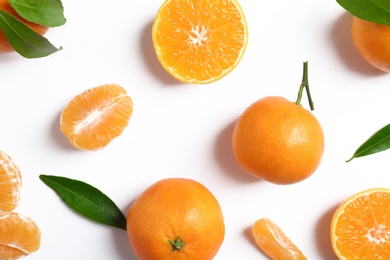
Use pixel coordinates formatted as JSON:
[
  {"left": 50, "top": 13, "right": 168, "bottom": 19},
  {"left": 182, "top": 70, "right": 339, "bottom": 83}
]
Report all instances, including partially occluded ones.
[
  {"left": 152, "top": 0, "right": 248, "bottom": 84},
  {"left": 0, "top": 212, "right": 41, "bottom": 259},
  {"left": 331, "top": 188, "right": 390, "bottom": 259},
  {"left": 60, "top": 84, "right": 133, "bottom": 151},
  {"left": 252, "top": 218, "right": 307, "bottom": 260},
  {"left": 0, "top": 151, "right": 22, "bottom": 212}
]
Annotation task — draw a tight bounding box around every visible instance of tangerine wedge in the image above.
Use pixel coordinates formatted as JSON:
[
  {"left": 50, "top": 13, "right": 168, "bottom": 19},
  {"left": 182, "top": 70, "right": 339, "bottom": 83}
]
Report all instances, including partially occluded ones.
[
  {"left": 252, "top": 218, "right": 307, "bottom": 260},
  {"left": 60, "top": 84, "right": 133, "bottom": 151},
  {"left": 152, "top": 0, "right": 248, "bottom": 84},
  {"left": 331, "top": 188, "right": 390, "bottom": 259},
  {"left": 0, "top": 151, "right": 22, "bottom": 212},
  {"left": 0, "top": 212, "right": 41, "bottom": 259}
]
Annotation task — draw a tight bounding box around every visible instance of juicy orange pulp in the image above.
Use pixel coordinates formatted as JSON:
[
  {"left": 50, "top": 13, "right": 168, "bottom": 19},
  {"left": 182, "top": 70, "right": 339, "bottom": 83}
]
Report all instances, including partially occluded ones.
[{"left": 152, "top": 0, "right": 248, "bottom": 84}]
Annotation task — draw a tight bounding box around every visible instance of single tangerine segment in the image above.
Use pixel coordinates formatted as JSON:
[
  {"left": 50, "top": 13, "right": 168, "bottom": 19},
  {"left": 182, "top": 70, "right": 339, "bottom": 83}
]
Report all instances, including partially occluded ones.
[
  {"left": 0, "top": 212, "right": 41, "bottom": 259},
  {"left": 152, "top": 0, "right": 248, "bottom": 84},
  {"left": 60, "top": 84, "right": 133, "bottom": 151},
  {"left": 331, "top": 188, "right": 390, "bottom": 259},
  {"left": 0, "top": 151, "right": 22, "bottom": 212},
  {"left": 127, "top": 178, "right": 225, "bottom": 260},
  {"left": 0, "top": 0, "right": 49, "bottom": 53},
  {"left": 252, "top": 218, "right": 307, "bottom": 260}
]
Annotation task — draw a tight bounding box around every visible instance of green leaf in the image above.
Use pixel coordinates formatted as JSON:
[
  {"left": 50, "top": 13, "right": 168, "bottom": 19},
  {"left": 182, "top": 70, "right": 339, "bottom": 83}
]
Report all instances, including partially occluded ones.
[
  {"left": 372, "top": 0, "right": 390, "bottom": 13},
  {"left": 9, "top": 0, "right": 66, "bottom": 27},
  {"left": 0, "top": 10, "right": 61, "bottom": 58},
  {"left": 39, "top": 175, "right": 127, "bottom": 230},
  {"left": 336, "top": 0, "right": 390, "bottom": 25},
  {"left": 347, "top": 123, "right": 390, "bottom": 162}
]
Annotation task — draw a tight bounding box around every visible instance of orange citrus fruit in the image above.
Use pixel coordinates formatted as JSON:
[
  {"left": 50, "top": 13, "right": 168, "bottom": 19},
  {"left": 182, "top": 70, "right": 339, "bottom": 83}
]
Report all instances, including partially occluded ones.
[
  {"left": 0, "top": 212, "right": 41, "bottom": 259},
  {"left": 252, "top": 218, "right": 307, "bottom": 259},
  {"left": 352, "top": 16, "right": 390, "bottom": 72},
  {"left": 232, "top": 96, "right": 324, "bottom": 184},
  {"left": 60, "top": 84, "right": 133, "bottom": 151},
  {"left": 232, "top": 63, "right": 324, "bottom": 184},
  {"left": 0, "top": 0, "right": 49, "bottom": 54},
  {"left": 331, "top": 188, "right": 390, "bottom": 259},
  {"left": 152, "top": 0, "right": 248, "bottom": 84},
  {"left": 126, "top": 178, "right": 225, "bottom": 260},
  {"left": 0, "top": 151, "right": 22, "bottom": 212}
]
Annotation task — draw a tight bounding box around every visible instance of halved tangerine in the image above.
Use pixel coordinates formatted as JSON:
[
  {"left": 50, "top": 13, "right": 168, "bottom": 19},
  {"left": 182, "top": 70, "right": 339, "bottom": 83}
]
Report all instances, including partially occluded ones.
[
  {"left": 331, "top": 188, "right": 390, "bottom": 259},
  {"left": 60, "top": 84, "right": 133, "bottom": 151},
  {"left": 152, "top": 0, "right": 248, "bottom": 84}
]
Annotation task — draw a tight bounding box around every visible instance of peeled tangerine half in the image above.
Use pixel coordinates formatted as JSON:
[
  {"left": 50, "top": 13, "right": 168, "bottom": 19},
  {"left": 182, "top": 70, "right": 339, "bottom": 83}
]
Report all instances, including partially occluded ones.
[
  {"left": 0, "top": 212, "right": 41, "bottom": 260},
  {"left": 252, "top": 218, "right": 307, "bottom": 260},
  {"left": 0, "top": 151, "right": 22, "bottom": 212},
  {"left": 331, "top": 188, "right": 390, "bottom": 260},
  {"left": 60, "top": 84, "right": 133, "bottom": 151}
]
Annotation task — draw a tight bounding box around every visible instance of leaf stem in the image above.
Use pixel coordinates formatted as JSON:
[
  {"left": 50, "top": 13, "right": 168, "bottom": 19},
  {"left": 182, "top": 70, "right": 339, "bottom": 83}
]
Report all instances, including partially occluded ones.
[{"left": 295, "top": 61, "right": 315, "bottom": 111}]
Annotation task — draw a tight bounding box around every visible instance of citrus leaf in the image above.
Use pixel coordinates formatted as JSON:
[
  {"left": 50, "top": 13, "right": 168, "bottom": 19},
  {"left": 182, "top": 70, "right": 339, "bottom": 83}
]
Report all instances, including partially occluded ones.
[
  {"left": 346, "top": 124, "right": 390, "bottom": 162},
  {"left": 336, "top": 0, "right": 390, "bottom": 25},
  {"left": 372, "top": 0, "right": 390, "bottom": 13},
  {"left": 9, "top": 0, "right": 66, "bottom": 27},
  {"left": 0, "top": 10, "right": 61, "bottom": 58},
  {"left": 39, "top": 174, "right": 127, "bottom": 230}
]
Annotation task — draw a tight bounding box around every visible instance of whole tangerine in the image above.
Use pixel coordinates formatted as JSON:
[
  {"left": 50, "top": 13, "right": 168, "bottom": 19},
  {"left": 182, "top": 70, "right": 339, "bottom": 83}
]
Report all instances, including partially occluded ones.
[
  {"left": 352, "top": 16, "right": 390, "bottom": 72},
  {"left": 0, "top": 0, "right": 49, "bottom": 54},
  {"left": 232, "top": 62, "right": 324, "bottom": 184},
  {"left": 126, "top": 178, "right": 225, "bottom": 260}
]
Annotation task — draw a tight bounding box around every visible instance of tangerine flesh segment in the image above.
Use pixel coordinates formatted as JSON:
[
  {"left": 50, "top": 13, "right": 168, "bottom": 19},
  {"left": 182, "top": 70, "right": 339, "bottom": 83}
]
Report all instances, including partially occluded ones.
[
  {"left": 331, "top": 188, "right": 390, "bottom": 259},
  {"left": 0, "top": 212, "right": 41, "bottom": 259},
  {"left": 252, "top": 218, "right": 307, "bottom": 260},
  {"left": 152, "top": 0, "right": 248, "bottom": 84},
  {"left": 60, "top": 84, "right": 133, "bottom": 151},
  {"left": 0, "top": 151, "right": 22, "bottom": 212}
]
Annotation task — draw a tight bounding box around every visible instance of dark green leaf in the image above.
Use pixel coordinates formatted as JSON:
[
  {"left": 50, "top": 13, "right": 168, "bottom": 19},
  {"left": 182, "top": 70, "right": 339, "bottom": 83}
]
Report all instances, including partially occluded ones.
[
  {"left": 9, "top": 0, "right": 66, "bottom": 27},
  {"left": 336, "top": 0, "right": 390, "bottom": 25},
  {"left": 39, "top": 175, "right": 127, "bottom": 230},
  {"left": 0, "top": 10, "right": 61, "bottom": 58},
  {"left": 346, "top": 123, "right": 390, "bottom": 162}
]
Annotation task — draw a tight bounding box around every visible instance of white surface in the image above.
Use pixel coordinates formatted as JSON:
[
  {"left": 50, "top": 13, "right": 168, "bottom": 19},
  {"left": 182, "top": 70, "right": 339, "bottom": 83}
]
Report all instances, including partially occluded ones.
[{"left": 1, "top": 0, "right": 389, "bottom": 259}]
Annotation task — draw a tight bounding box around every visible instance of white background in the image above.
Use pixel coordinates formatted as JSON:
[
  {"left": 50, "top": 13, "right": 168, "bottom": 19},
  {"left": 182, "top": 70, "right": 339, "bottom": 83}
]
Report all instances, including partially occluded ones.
[{"left": 1, "top": 0, "right": 390, "bottom": 259}]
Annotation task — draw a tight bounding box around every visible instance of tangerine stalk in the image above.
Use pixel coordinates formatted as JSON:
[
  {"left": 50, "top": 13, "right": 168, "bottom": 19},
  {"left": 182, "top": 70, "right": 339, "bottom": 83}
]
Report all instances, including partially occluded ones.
[{"left": 295, "top": 61, "right": 314, "bottom": 111}]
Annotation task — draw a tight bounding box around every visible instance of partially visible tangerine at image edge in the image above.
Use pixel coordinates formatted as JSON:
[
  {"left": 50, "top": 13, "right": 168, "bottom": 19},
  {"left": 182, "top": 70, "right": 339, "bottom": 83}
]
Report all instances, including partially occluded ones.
[
  {"left": 0, "top": 151, "right": 22, "bottom": 212},
  {"left": 60, "top": 84, "right": 133, "bottom": 151},
  {"left": 0, "top": 212, "right": 41, "bottom": 259},
  {"left": 152, "top": 0, "right": 248, "bottom": 84},
  {"left": 0, "top": 0, "right": 49, "bottom": 53}
]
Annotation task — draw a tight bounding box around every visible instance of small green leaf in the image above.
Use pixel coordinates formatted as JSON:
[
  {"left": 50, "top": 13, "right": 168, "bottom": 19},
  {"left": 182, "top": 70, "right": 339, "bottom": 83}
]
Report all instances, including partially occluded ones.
[
  {"left": 347, "top": 124, "right": 390, "bottom": 162},
  {"left": 0, "top": 10, "right": 61, "bottom": 58},
  {"left": 39, "top": 174, "right": 127, "bottom": 230},
  {"left": 336, "top": 0, "right": 390, "bottom": 25},
  {"left": 9, "top": 0, "right": 66, "bottom": 27}
]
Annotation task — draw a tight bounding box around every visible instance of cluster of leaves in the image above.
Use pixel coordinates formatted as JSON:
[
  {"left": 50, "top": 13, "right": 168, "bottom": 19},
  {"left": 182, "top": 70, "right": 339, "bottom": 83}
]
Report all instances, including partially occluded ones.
[
  {"left": 0, "top": 0, "right": 66, "bottom": 58},
  {"left": 337, "top": 0, "right": 390, "bottom": 25}
]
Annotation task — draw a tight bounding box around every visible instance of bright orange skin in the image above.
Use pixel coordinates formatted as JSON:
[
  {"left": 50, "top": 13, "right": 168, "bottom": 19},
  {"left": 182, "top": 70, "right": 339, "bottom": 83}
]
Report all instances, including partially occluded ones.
[
  {"left": 126, "top": 178, "right": 225, "bottom": 260},
  {"left": 0, "top": 0, "right": 49, "bottom": 53},
  {"left": 352, "top": 16, "right": 390, "bottom": 72},
  {"left": 232, "top": 96, "right": 324, "bottom": 184}
]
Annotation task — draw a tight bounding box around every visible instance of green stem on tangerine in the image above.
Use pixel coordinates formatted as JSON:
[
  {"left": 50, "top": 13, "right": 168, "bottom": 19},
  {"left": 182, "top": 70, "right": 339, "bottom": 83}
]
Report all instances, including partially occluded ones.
[
  {"left": 169, "top": 237, "right": 186, "bottom": 251},
  {"left": 295, "top": 61, "right": 315, "bottom": 111}
]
